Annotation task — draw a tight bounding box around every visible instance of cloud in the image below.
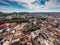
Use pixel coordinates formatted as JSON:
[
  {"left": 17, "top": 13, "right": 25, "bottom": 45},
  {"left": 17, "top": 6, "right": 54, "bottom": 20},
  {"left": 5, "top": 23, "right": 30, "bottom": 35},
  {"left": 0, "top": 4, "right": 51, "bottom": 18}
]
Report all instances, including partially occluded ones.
[
  {"left": 21, "top": 2, "right": 40, "bottom": 9},
  {"left": 10, "top": 0, "right": 41, "bottom": 9},
  {"left": 10, "top": 0, "right": 35, "bottom": 4},
  {"left": 0, "top": 6, "right": 22, "bottom": 13},
  {"left": 0, "top": 0, "right": 60, "bottom": 12},
  {"left": 0, "top": 0, "right": 11, "bottom": 6},
  {"left": 10, "top": 0, "right": 60, "bottom": 9},
  {"left": 44, "top": 0, "right": 60, "bottom": 8}
]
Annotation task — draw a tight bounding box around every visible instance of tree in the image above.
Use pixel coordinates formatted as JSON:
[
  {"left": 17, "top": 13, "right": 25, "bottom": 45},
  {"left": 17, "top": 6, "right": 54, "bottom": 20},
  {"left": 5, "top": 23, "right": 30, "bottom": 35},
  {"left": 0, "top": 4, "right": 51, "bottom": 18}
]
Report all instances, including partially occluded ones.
[{"left": 30, "top": 22, "right": 39, "bottom": 31}]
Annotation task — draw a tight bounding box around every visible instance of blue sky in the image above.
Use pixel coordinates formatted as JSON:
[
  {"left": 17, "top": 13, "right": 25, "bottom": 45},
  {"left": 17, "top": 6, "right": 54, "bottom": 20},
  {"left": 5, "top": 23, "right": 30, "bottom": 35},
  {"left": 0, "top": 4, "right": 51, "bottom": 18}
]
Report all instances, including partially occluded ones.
[{"left": 0, "top": 0, "right": 60, "bottom": 13}]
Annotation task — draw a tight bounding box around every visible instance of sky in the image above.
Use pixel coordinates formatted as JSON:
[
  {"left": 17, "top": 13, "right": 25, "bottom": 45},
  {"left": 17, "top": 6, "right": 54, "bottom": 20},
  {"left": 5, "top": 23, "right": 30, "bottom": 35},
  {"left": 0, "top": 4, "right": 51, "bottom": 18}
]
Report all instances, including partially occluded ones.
[{"left": 0, "top": 0, "right": 60, "bottom": 13}]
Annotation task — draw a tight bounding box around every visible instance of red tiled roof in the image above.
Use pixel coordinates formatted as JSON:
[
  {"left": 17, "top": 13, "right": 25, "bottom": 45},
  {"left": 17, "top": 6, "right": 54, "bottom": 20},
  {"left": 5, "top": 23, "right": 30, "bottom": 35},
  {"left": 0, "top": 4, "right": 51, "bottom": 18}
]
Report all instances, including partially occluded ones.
[{"left": 0, "top": 22, "right": 10, "bottom": 28}]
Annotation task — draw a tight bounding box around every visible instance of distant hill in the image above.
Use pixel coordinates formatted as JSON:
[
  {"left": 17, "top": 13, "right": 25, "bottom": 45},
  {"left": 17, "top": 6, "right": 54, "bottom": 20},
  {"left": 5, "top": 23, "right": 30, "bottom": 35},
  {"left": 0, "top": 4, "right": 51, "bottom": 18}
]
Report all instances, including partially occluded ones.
[
  {"left": 0, "top": 12, "right": 60, "bottom": 17},
  {"left": 0, "top": 12, "right": 8, "bottom": 16}
]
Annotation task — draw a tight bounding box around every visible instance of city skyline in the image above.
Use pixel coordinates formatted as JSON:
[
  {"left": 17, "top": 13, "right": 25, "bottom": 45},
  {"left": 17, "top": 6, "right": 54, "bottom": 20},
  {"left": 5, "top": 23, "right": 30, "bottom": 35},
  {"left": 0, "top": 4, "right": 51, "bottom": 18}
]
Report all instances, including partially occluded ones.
[{"left": 0, "top": 0, "right": 60, "bottom": 13}]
